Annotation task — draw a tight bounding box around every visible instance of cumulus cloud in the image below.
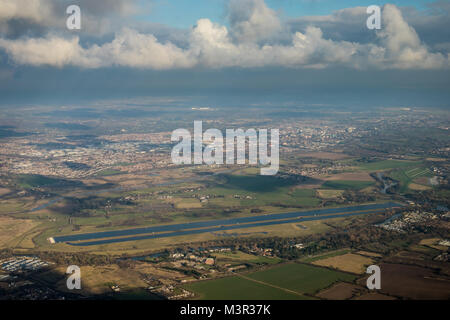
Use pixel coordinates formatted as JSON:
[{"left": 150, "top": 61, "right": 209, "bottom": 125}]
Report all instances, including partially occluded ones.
[
  {"left": 288, "top": 7, "right": 370, "bottom": 44},
  {"left": 377, "top": 4, "right": 449, "bottom": 69},
  {"left": 0, "top": 35, "right": 82, "bottom": 67},
  {"left": 0, "top": 2, "right": 448, "bottom": 70},
  {"left": 86, "top": 28, "right": 195, "bottom": 69},
  {"left": 0, "top": 0, "right": 54, "bottom": 37},
  {"left": 228, "top": 0, "right": 282, "bottom": 43},
  {"left": 288, "top": 2, "right": 450, "bottom": 48},
  {"left": 0, "top": 28, "right": 194, "bottom": 69},
  {"left": 0, "top": 0, "right": 141, "bottom": 37}
]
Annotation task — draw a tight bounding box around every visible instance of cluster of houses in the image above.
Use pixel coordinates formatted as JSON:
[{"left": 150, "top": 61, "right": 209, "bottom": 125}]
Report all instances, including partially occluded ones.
[
  {"left": 0, "top": 256, "right": 50, "bottom": 273},
  {"left": 438, "top": 239, "right": 450, "bottom": 247},
  {"left": 379, "top": 211, "right": 437, "bottom": 232},
  {"left": 170, "top": 252, "right": 215, "bottom": 268},
  {"left": 248, "top": 247, "right": 274, "bottom": 256},
  {"left": 150, "top": 284, "right": 193, "bottom": 300},
  {"left": 233, "top": 194, "right": 253, "bottom": 200}
]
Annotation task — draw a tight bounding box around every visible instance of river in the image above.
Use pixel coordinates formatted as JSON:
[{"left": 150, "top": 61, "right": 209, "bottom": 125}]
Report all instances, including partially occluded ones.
[{"left": 53, "top": 202, "right": 403, "bottom": 246}]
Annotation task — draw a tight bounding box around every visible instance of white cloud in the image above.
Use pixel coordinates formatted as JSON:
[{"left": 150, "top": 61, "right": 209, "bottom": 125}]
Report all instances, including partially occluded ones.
[
  {"left": 228, "top": 0, "right": 282, "bottom": 43},
  {"left": 0, "top": 35, "right": 83, "bottom": 67},
  {"left": 0, "top": 3, "right": 448, "bottom": 70},
  {"left": 86, "top": 28, "right": 195, "bottom": 69},
  {"left": 377, "top": 4, "right": 448, "bottom": 69},
  {"left": 0, "top": 28, "right": 194, "bottom": 69}
]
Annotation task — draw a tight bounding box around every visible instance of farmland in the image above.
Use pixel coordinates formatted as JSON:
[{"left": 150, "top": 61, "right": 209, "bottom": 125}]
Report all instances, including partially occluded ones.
[
  {"left": 183, "top": 276, "right": 308, "bottom": 300},
  {"left": 301, "top": 249, "right": 351, "bottom": 263},
  {"left": 204, "top": 173, "right": 320, "bottom": 207},
  {"left": 311, "top": 253, "right": 374, "bottom": 274},
  {"left": 0, "top": 216, "right": 39, "bottom": 248},
  {"left": 0, "top": 102, "right": 448, "bottom": 301},
  {"left": 321, "top": 180, "right": 374, "bottom": 190},
  {"left": 316, "top": 282, "right": 364, "bottom": 300},
  {"left": 358, "top": 160, "right": 423, "bottom": 171},
  {"left": 388, "top": 166, "right": 433, "bottom": 193},
  {"left": 246, "top": 263, "right": 356, "bottom": 295},
  {"left": 183, "top": 262, "right": 355, "bottom": 299},
  {"left": 366, "top": 263, "right": 450, "bottom": 300},
  {"left": 316, "top": 189, "right": 344, "bottom": 199},
  {"left": 212, "top": 251, "right": 282, "bottom": 265}
]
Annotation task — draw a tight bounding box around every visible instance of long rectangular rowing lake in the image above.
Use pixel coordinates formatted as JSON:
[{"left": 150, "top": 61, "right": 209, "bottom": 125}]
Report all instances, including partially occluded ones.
[{"left": 53, "top": 202, "right": 402, "bottom": 246}]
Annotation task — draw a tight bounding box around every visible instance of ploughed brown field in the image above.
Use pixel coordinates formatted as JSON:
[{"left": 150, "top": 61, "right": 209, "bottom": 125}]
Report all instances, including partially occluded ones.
[
  {"left": 353, "top": 293, "right": 396, "bottom": 300},
  {"left": 364, "top": 263, "right": 450, "bottom": 300},
  {"left": 0, "top": 188, "right": 11, "bottom": 196},
  {"left": 316, "top": 282, "right": 365, "bottom": 300}
]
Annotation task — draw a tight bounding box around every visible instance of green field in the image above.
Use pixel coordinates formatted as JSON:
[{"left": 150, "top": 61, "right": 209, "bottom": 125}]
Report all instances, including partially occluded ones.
[
  {"left": 404, "top": 167, "right": 432, "bottom": 179},
  {"left": 220, "top": 174, "right": 296, "bottom": 193},
  {"left": 300, "top": 249, "right": 351, "bottom": 263},
  {"left": 204, "top": 174, "right": 320, "bottom": 208},
  {"left": 388, "top": 166, "right": 433, "bottom": 193},
  {"left": 96, "top": 169, "right": 123, "bottom": 176},
  {"left": 184, "top": 263, "right": 355, "bottom": 299},
  {"left": 291, "top": 189, "right": 315, "bottom": 197},
  {"left": 16, "top": 174, "right": 66, "bottom": 188},
  {"left": 213, "top": 251, "right": 282, "bottom": 265},
  {"left": 114, "top": 288, "right": 162, "bottom": 300},
  {"left": 358, "top": 160, "right": 422, "bottom": 171},
  {"left": 183, "top": 276, "right": 309, "bottom": 300},
  {"left": 321, "top": 180, "right": 374, "bottom": 190},
  {"left": 246, "top": 263, "right": 356, "bottom": 295}
]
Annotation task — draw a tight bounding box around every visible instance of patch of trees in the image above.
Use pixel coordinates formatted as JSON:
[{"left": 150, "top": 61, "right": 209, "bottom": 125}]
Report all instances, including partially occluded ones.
[
  {"left": 342, "top": 190, "right": 376, "bottom": 203},
  {"left": 55, "top": 196, "right": 135, "bottom": 216},
  {"left": 37, "top": 251, "right": 116, "bottom": 266},
  {"left": 0, "top": 249, "right": 117, "bottom": 266}
]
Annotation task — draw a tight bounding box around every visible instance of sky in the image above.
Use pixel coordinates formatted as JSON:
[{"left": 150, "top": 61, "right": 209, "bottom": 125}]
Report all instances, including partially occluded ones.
[
  {"left": 0, "top": 0, "right": 449, "bottom": 108},
  {"left": 143, "top": 0, "right": 436, "bottom": 28}
]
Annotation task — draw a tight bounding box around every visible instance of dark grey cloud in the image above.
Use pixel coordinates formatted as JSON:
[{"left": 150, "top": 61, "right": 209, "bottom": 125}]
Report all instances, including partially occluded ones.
[
  {"left": 0, "top": 0, "right": 142, "bottom": 38},
  {"left": 287, "top": 2, "right": 450, "bottom": 50},
  {"left": 404, "top": 1, "right": 450, "bottom": 52},
  {"left": 288, "top": 7, "right": 372, "bottom": 43}
]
